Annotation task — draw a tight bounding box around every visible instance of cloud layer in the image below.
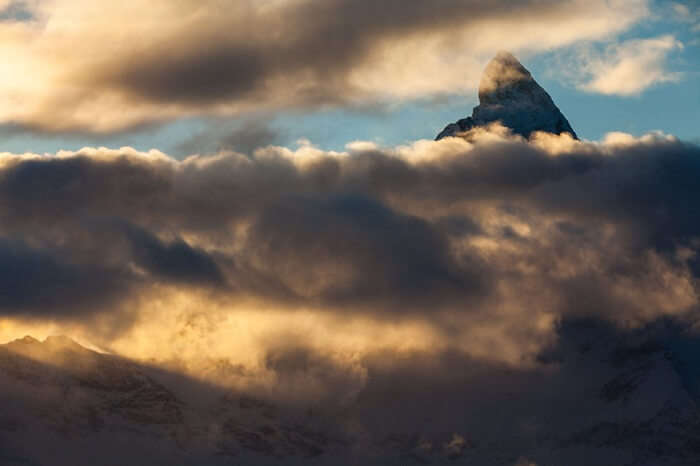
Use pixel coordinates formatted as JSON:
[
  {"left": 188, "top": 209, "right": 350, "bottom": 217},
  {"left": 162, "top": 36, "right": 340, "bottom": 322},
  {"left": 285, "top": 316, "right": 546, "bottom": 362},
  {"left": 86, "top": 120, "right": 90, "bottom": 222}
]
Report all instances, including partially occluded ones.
[
  {"left": 0, "top": 129, "right": 698, "bottom": 378},
  {"left": 0, "top": 0, "right": 649, "bottom": 132}
]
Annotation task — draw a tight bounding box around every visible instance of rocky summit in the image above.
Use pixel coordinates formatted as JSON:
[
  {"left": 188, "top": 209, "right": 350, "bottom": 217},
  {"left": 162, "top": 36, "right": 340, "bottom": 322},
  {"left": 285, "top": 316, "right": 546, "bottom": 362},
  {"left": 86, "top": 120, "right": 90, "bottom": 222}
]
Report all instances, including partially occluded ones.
[{"left": 436, "top": 51, "right": 578, "bottom": 140}]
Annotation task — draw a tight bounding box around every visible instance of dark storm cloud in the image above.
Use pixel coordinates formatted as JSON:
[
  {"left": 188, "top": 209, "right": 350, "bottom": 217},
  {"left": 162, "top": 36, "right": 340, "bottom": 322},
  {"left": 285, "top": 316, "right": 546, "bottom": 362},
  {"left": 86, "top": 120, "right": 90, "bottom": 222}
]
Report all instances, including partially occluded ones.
[
  {"left": 3, "top": 132, "right": 700, "bottom": 466},
  {"left": 0, "top": 239, "right": 132, "bottom": 316},
  {"left": 0, "top": 153, "right": 173, "bottom": 230},
  {"left": 348, "top": 137, "right": 700, "bottom": 250},
  {"left": 243, "top": 194, "right": 488, "bottom": 311},
  {"left": 0, "top": 133, "right": 698, "bottom": 328},
  {"left": 0, "top": 221, "right": 225, "bottom": 318},
  {"left": 529, "top": 140, "right": 700, "bottom": 248},
  {"left": 121, "top": 222, "right": 225, "bottom": 286},
  {"left": 104, "top": 0, "right": 552, "bottom": 106}
]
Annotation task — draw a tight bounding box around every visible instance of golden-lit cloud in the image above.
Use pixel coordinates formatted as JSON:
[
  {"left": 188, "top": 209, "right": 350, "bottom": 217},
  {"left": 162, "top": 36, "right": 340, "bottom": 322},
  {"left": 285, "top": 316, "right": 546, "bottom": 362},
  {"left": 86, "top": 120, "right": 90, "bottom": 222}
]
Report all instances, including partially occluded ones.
[
  {"left": 575, "top": 35, "right": 684, "bottom": 95},
  {"left": 0, "top": 128, "right": 698, "bottom": 397},
  {"left": 0, "top": 0, "right": 649, "bottom": 132},
  {"left": 0, "top": 3, "right": 696, "bottom": 462}
]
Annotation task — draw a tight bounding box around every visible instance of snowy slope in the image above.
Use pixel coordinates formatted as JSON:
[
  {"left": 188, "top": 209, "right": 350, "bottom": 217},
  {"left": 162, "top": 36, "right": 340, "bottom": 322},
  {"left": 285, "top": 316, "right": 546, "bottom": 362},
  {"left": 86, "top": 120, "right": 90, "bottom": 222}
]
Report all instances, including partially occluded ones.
[{"left": 2, "top": 329, "right": 700, "bottom": 465}]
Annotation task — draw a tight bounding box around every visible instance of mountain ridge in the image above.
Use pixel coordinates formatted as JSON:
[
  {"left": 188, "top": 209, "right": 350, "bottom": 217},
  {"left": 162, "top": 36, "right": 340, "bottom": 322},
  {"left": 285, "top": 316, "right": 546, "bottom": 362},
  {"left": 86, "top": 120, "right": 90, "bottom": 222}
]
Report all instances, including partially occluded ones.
[{"left": 3, "top": 329, "right": 700, "bottom": 465}]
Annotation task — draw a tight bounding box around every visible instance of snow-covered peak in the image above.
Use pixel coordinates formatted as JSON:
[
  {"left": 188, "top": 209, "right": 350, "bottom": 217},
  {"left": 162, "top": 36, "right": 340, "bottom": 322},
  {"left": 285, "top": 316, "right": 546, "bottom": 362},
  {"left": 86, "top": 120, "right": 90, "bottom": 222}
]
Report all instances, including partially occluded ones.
[
  {"left": 436, "top": 51, "right": 578, "bottom": 140},
  {"left": 477, "top": 51, "right": 532, "bottom": 104}
]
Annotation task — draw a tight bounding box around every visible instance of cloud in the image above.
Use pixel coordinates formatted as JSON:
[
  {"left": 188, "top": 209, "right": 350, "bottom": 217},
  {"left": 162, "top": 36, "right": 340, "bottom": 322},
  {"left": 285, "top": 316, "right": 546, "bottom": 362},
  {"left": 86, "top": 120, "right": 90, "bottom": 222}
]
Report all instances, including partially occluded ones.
[
  {"left": 0, "top": 129, "right": 698, "bottom": 373},
  {"left": 244, "top": 194, "right": 489, "bottom": 312},
  {"left": 261, "top": 344, "right": 368, "bottom": 405},
  {"left": 672, "top": 1, "right": 700, "bottom": 32},
  {"left": 175, "top": 118, "right": 286, "bottom": 156},
  {"left": 575, "top": 35, "right": 684, "bottom": 95},
  {"left": 2, "top": 131, "right": 700, "bottom": 466},
  {"left": 0, "top": 0, "right": 649, "bottom": 132},
  {"left": 120, "top": 221, "right": 225, "bottom": 286},
  {"left": 0, "top": 239, "right": 133, "bottom": 317}
]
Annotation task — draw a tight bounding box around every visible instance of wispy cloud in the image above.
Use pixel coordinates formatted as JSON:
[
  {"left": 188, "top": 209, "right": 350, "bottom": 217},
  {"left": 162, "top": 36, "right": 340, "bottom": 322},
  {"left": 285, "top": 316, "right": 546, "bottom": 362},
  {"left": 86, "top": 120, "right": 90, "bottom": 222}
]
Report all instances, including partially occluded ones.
[
  {"left": 570, "top": 35, "right": 683, "bottom": 96},
  {"left": 672, "top": 1, "right": 700, "bottom": 33}
]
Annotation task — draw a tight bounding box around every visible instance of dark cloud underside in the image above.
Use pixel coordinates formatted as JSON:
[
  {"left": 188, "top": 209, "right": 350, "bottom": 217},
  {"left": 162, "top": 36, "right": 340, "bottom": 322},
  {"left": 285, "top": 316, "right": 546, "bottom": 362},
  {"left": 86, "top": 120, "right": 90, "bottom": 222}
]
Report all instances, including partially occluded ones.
[
  {"left": 104, "top": 0, "right": 560, "bottom": 106},
  {"left": 0, "top": 133, "right": 696, "bottom": 333}
]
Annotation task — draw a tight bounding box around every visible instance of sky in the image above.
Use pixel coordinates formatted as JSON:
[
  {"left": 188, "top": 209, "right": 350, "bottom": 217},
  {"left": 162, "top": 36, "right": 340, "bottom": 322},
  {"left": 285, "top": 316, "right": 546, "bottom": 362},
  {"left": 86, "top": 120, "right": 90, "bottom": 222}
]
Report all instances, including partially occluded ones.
[
  {"left": 0, "top": 0, "right": 695, "bottom": 156},
  {"left": 1, "top": 2, "right": 700, "bottom": 463}
]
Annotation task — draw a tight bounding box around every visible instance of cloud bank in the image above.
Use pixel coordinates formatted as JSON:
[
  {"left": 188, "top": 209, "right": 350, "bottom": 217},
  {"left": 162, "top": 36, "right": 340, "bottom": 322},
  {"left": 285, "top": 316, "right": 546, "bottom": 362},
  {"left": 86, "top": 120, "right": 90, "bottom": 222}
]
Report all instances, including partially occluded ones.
[
  {"left": 0, "top": 0, "right": 650, "bottom": 132},
  {"left": 0, "top": 129, "right": 699, "bottom": 388}
]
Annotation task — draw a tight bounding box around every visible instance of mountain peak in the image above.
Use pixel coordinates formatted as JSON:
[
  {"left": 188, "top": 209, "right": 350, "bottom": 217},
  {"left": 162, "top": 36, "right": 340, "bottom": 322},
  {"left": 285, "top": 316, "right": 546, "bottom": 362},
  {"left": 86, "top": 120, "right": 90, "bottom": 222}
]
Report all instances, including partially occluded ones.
[
  {"left": 14, "top": 335, "right": 40, "bottom": 345},
  {"left": 43, "top": 334, "right": 83, "bottom": 350},
  {"left": 4, "top": 334, "right": 92, "bottom": 361},
  {"left": 478, "top": 51, "right": 533, "bottom": 104},
  {"left": 436, "top": 51, "right": 577, "bottom": 140}
]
